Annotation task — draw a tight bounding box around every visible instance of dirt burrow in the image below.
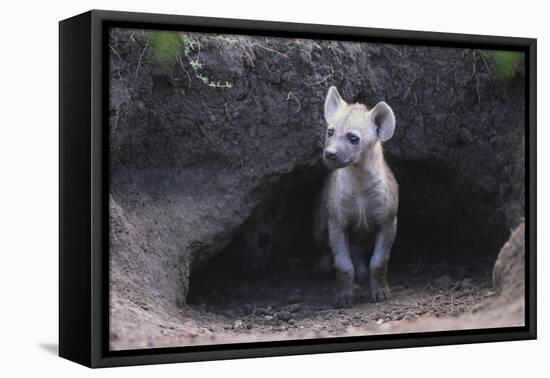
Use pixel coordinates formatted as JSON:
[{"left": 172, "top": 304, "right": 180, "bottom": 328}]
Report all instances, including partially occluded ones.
[{"left": 108, "top": 29, "right": 526, "bottom": 350}]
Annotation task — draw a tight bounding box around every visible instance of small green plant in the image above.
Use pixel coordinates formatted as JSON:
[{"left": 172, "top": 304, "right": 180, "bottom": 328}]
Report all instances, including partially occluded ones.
[
  {"left": 487, "top": 50, "right": 522, "bottom": 83},
  {"left": 147, "top": 31, "right": 233, "bottom": 89},
  {"left": 192, "top": 62, "right": 233, "bottom": 88},
  {"left": 195, "top": 73, "right": 233, "bottom": 88},
  {"left": 180, "top": 34, "right": 198, "bottom": 57},
  {"left": 189, "top": 59, "right": 203, "bottom": 71}
]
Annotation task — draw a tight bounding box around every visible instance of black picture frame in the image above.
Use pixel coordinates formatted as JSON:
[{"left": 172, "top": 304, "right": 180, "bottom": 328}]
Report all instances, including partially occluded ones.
[{"left": 59, "top": 9, "right": 537, "bottom": 368}]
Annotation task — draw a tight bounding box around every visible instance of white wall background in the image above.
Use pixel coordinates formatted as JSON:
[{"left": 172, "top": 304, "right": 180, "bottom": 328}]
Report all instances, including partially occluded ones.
[{"left": 0, "top": 0, "right": 546, "bottom": 376}]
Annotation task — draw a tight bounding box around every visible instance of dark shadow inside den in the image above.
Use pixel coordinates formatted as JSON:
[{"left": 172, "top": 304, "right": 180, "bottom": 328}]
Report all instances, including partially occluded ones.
[{"left": 187, "top": 159, "right": 510, "bottom": 311}]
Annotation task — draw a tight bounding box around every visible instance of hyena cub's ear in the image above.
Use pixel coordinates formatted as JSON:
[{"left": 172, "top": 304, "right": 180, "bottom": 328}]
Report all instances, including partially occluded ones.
[
  {"left": 324, "top": 86, "right": 346, "bottom": 123},
  {"left": 371, "top": 101, "right": 396, "bottom": 141}
]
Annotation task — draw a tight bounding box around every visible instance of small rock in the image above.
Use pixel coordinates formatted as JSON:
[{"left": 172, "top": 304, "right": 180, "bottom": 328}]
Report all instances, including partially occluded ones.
[
  {"left": 287, "top": 303, "right": 301, "bottom": 313},
  {"left": 233, "top": 320, "right": 245, "bottom": 330},
  {"left": 277, "top": 311, "right": 292, "bottom": 322},
  {"left": 183, "top": 327, "right": 199, "bottom": 337},
  {"left": 264, "top": 315, "right": 274, "bottom": 321}
]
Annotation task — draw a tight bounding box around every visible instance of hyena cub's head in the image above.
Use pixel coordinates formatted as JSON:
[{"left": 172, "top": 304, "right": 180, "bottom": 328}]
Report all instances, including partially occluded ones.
[{"left": 322, "top": 86, "right": 396, "bottom": 170}]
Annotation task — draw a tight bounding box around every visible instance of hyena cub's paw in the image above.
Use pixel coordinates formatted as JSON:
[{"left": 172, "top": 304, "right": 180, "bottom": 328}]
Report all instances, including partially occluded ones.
[
  {"left": 333, "top": 288, "right": 354, "bottom": 308},
  {"left": 370, "top": 282, "right": 391, "bottom": 302}
]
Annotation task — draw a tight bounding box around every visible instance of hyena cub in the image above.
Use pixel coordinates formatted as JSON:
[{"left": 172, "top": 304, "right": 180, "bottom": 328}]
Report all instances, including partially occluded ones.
[{"left": 314, "top": 86, "right": 398, "bottom": 308}]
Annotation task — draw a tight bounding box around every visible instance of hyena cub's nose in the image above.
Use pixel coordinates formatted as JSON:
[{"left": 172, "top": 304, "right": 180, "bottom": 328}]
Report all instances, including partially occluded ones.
[{"left": 324, "top": 149, "right": 338, "bottom": 160}]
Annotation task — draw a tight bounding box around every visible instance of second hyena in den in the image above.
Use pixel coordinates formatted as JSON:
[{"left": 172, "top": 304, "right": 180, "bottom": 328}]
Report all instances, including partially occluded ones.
[{"left": 314, "top": 86, "right": 398, "bottom": 308}]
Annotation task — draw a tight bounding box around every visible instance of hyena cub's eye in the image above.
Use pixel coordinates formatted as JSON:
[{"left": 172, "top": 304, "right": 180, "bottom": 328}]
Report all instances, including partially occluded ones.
[
  {"left": 347, "top": 133, "right": 360, "bottom": 145},
  {"left": 327, "top": 128, "right": 334, "bottom": 137}
]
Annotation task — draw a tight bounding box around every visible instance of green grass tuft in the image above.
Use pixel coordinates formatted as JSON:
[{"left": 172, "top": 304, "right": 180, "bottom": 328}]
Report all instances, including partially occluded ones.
[
  {"left": 488, "top": 51, "right": 522, "bottom": 83},
  {"left": 149, "top": 31, "right": 182, "bottom": 67}
]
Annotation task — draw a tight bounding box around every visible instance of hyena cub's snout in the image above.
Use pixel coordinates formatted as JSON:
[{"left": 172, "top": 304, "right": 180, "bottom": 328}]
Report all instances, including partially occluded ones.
[
  {"left": 323, "top": 147, "right": 347, "bottom": 169},
  {"left": 322, "top": 138, "right": 359, "bottom": 169},
  {"left": 323, "top": 148, "right": 337, "bottom": 161}
]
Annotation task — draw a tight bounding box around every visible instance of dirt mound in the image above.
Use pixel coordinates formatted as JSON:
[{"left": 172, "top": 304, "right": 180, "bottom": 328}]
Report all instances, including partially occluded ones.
[
  {"left": 108, "top": 29, "right": 526, "bottom": 349},
  {"left": 493, "top": 223, "right": 525, "bottom": 299}
]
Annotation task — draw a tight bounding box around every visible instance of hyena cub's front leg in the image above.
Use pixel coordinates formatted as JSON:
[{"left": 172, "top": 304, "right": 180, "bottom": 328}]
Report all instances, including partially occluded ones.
[
  {"left": 328, "top": 221, "right": 355, "bottom": 308},
  {"left": 369, "top": 217, "right": 397, "bottom": 301}
]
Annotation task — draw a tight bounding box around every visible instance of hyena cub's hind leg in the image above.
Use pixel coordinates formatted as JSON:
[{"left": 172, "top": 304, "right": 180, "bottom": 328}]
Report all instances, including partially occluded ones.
[{"left": 317, "top": 247, "right": 364, "bottom": 279}]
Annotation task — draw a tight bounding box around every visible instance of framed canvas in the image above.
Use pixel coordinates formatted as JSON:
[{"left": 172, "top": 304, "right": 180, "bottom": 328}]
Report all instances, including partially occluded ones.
[{"left": 59, "top": 10, "right": 536, "bottom": 368}]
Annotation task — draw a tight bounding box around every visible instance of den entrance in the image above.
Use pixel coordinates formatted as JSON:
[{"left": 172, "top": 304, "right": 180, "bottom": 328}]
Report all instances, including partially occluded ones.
[{"left": 187, "top": 161, "right": 508, "bottom": 332}]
